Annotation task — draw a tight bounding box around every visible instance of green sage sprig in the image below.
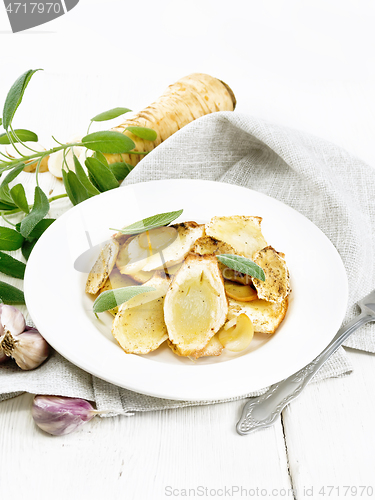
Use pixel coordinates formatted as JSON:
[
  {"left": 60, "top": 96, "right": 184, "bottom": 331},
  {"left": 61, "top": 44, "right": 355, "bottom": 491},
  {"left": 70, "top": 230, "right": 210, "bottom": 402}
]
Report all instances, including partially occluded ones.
[
  {"left": 216, "top": 254, "right": 266, "bottom": 281},
  {"left": 0, "top": 69, "right": 157, "bottom": 304},
  {"left": 111, "top": 209, "right": 184, "bottom": 235},
  {"left": 93, "top": 286, "right": 156, "bottom": 314}
]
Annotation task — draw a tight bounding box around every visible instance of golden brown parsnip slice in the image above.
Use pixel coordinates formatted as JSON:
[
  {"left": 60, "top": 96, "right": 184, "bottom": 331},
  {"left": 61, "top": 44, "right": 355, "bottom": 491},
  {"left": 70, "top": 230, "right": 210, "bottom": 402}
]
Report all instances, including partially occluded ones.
[
  {"left": 228, "top": 297, "right": 288, "bottom": 334},
  {"left": 164, "top": 254, "right": 228, "bottom": 357},
  {"left": 168, "top": 334, "right": 224, "bottom": 359},
  {"left": 193, "top": 236, "right": 234, "bottom": 256},
  {"left": 112, "top": 297, "right": 168, "bottom": 354},
  {"left": 205, "top": 215, "right": 267, "bottom": 260},
  {"left": 85, "top": 239, "right": 120, "bottom": 295},
  {"left": 116, "top": 223, "right": 204, "bottom": 276},
  {"left": 142, "top": 222, "right": 205, "bottom": 272},
  {"left": 252, "top": 246, "right": 291, "bottom": 303}
]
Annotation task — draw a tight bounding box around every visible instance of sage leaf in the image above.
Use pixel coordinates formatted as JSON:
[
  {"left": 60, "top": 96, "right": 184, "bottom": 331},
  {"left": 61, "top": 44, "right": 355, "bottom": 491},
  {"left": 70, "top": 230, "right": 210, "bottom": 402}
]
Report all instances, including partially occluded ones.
[
  {"left": 115, "top": 209, "right": 183, "bottom": 235},
  {"left": 10, "top": 183, "right": 29, "bottom": 213},
  {"left": 21, "top": 219, "right": 55, "bottom": 261},
  {"left": 216, "top": 254, "right": 266, "bottom": 281},
  {"left": 0, "top": 227, "right": 24, "bottom": 251},
  {"left": 0, "top": 281, "right": 25, "bottom": 304},
  {"left": 109, "top": 162, "right": 133, "bottom": 182},
  {"left": 62, "top": 169, "right": 76, "bottom": 206},
  {"left": 0, "top": 251, "right": 26, "bottom": 279},
  {"left": 0, "top": 185, "right": 13, "bottom": 205},
  {"left": 73, "top": 155, "right": 100, "bottom": 196},
  {"left": 85, "top": 157, "right": 119, "bottom": 191},
  {"left": 0, "top": 201, "right": 16, "bottom": 210},
  {"left": 67, "top": 171, "right": 92, "bottom": 205},
  {"left": 20, "top": 186, "right": 49, "bottom": 238},
  {"left": 0, "top": 118, "right": 2, "bottom": 127},
  {"left": 2, "top": 69, "right": 42, "bottom": 130},
  {"left": 22, "top": 239, "right": 36, "bottom": 261},
  {"left": 0, "top": 163, "right": 25, "bottom": 205},
  {"left": 82, "top": 131, "right": 135, "bottom": 154},
  {"left": 93, "top": 286, "right": 156, "bottom": 313},
  {"left": 27, "top": 218, "right": 55, "bottom": 240},
  {"left": 91, "top": 107, "right": 132, "bottom": 122},
  {"left": 125, "top": 126, "right": 157, "bottom": 141},
  {"left": 93, "top": 151, "right": 108, "bottom": 166},
  {"left": 0, "top": 129, "right": 38, "bottom": 145},
  {"left": 1, "top": 163, "right": 25, "bottom": 185}
]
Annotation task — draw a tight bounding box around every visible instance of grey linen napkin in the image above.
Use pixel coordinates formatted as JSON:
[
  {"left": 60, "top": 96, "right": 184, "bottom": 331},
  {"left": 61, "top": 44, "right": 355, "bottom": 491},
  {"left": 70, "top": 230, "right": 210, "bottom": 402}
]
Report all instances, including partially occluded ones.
[{"left": 2, "top": 111, "right": 375, "bottom": 414}]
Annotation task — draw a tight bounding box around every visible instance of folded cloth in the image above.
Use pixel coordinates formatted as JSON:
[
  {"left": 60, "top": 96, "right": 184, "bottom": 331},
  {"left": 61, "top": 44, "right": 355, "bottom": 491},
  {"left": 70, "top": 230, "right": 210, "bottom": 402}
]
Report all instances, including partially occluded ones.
[{"left": 2, "top": 111, "right": 375, "bottom": 414}]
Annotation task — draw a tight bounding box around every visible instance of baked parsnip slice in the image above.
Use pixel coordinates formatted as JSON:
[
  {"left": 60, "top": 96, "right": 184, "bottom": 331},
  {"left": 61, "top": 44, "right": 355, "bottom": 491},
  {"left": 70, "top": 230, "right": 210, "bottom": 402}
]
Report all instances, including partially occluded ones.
[
  {"left": 228, "top": 297, "right": 288, "bottom": 334},
  {"left": 252, "top": 246, "right": 291, "bottom": 303},
  {"left": 112, "top": 272, "right": 171, "bottom": 354},
  {"left": 168, "top": 334, "right": 224, "bottom": 359},
  {"left": 85, "top": 239, "right": 120, "bottom": 295},
  {"left": 205, "top": 216, "right": 267, "bottom": 260},
  {"left": 164, "top": 254, "right": 228, "bottom": 357}
]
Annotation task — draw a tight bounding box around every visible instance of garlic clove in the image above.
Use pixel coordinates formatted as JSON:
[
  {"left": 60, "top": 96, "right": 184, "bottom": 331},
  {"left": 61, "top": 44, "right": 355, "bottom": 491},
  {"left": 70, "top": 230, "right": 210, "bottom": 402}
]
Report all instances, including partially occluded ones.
[
  {"left": 0, "top": 304, "right": 26, "bottom": 336},
  {"left": 32, "top": 395, "right": 97, "bottom": 436},
  {"left": 0, "top": 328, "right": 49, "bottom": 370}
]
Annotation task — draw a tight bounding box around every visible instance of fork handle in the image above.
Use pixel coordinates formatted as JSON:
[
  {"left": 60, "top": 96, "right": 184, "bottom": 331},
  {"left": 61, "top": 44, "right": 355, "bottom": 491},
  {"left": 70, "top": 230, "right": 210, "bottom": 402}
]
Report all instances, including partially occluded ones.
[{"left": 236, "top": 312, "right": 373, "bottom": 435}]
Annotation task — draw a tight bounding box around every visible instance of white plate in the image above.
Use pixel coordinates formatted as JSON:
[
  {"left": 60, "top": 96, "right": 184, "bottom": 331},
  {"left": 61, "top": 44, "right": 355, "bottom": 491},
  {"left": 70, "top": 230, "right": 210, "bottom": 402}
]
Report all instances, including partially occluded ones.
[{"left": 24, "top": 179, "right": 348, "bottom": 401}]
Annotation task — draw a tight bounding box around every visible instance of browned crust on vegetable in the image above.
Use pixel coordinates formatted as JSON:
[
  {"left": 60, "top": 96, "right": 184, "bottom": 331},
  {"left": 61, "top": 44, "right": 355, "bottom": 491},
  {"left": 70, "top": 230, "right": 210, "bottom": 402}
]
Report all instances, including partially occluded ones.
[
  {"left": 252, "top": 246, "right": 291, "bottom": 303},
  {"left": 85, "top": 240, "right": 120, "bottom": 295}
]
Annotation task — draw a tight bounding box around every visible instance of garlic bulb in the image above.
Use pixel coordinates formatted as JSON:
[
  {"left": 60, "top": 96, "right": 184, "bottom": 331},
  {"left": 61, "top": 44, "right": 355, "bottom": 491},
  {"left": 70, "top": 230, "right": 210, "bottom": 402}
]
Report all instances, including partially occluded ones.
[
  {"left": 32, "top": 396, "right": 97, "bottom": 436},
  {"left": 0, "top": 304, "right": 26, "bottom": 336},
  {"left": 0, "top": 349, "right": 7, "bottom": 364},
  {"left": 0, "top": 305, "right": 49, "bottom": 370},
  {"left": 1, "top": 329, "right": 49, "bottom": 370}
]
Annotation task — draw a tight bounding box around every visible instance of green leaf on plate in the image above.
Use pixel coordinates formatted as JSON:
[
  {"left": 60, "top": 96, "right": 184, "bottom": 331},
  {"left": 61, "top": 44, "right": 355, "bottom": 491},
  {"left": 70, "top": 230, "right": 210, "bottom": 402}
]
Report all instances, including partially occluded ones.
[
  {"left": 0, "top": 251, "right": 26, "bottom": 279},
  {"left": 2, "top": 69, "right": 42, "bottom": 130},
  {"left": 216, "top": 254, "right": 266, "bottom": 281},
  {"left": 0, "top": 226, "right": 24, "bottom": 251},
  {"left": 85, "top": 157, "right": 119, "bottom": 192},
  {"left": 114, "top": 209, "right": 183, "bottom": 235},
  {"left": 0, "top": 281, "right": 25, "bottom": 304},
  {"left": 93, "top": 286, "right": 156, "bottom": 314},
  {"left": 20, "top": 186, "right": 49, "bottom": 238},
  {"left": 125, "top": 126, "right": 157, "bottom": 142},
  {"left": 82, "top": 131, "right": 135, "bottom": 154},
  {"left": 10, "top": 183, "right": 29, "bottom": 213},
  {"left": 91, "top": 107, "right": 132, "bottom": 122},
  {"left": 0, "top": 129, "right": 38, "bottom": 145}
]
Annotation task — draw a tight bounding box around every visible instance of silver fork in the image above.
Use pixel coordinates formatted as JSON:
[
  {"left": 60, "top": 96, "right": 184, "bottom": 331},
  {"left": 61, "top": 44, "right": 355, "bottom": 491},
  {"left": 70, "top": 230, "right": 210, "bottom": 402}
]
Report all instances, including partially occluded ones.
[{"left": 237, "top": 289, "right": 375, "bottom": 435}]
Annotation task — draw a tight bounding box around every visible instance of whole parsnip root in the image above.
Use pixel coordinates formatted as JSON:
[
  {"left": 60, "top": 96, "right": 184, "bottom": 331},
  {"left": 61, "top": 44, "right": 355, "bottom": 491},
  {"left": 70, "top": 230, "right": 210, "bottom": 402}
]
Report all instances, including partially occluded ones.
[{"left": 105, "top": 73, "right": 236, "bottom": 167}]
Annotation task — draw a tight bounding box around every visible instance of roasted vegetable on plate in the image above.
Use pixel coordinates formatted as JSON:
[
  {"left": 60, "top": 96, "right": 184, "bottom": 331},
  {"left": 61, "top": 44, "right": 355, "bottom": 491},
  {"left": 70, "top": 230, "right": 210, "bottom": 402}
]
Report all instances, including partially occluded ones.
[{"left": 86, "top": 211, "right": 291, "bottom": 360}]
